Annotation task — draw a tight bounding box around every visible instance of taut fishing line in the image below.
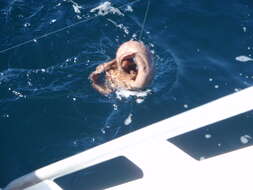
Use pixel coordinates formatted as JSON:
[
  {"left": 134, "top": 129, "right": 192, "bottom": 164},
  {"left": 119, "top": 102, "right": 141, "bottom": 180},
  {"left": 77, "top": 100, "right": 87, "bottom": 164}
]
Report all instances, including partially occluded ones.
[{"left": 138, "top": 0, "right": 151, "bottom": 41}]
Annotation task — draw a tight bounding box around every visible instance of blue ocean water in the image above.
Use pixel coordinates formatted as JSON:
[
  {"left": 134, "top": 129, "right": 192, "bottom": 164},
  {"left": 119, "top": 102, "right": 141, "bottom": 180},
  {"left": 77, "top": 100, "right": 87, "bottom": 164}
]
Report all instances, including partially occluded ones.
[{"left": 0, "top": 0, "right": 253, "bottom": 187}]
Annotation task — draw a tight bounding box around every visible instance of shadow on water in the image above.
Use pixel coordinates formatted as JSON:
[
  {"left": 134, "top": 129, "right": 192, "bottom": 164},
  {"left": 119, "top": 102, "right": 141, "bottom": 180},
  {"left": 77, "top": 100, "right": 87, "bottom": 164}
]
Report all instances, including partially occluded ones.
[{"left": 1, "top": 0, "right": 253, "bottom": 187}]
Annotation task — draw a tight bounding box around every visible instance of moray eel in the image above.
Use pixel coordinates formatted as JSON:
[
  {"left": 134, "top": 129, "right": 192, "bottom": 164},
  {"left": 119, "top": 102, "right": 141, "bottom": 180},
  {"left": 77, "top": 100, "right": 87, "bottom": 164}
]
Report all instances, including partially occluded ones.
[{"left": 89, "top": 40, "right": 153, "bottom": 95}]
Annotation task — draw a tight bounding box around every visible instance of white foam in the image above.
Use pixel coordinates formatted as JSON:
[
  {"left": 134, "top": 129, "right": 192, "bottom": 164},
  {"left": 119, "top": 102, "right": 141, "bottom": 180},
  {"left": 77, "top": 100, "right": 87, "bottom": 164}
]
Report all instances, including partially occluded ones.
[
  {"left": 125, "top": 5, "right": 133, "bottom": 12},
  {"left": 235, "top": 55, "right": 253, "bottom": 62},
  {"left": 90, "top": 1, "right": 124, "bottom": 16},
  {"left": 132, "top": 33, "right": 137, "bottom": 39},
  {"left": 107, "top": 18, "right": 129, "bottom": 34},
  {"left": 27, "top": 81, "right": 32, "bottom": 86},
  {"left": 12, "top": 90, "right": 25, "bottom": 98},
  {"left": 240, "top": 135, "right": 252, "bottom": 144},
  {"left": 67, "top": 0, "right": 82, "bottom": 14},
  {"left": 24, "top": 23, "right": 30, "bottom": 27},
  {"left": 204, "top": 134, "right": 212, "bottom": 139},
  {"left": 113, "top": 104, "right": 118, "bottom": 110},
  {"left": 50, "top": 19, "right": 57, "bottom": 24},
  {"left": 72, "top": 3, "right": 82, "bottom": 14},
  {"left": 100, "top": 128, "right": 106, "bottom": 134},
  {"left": 183, "top": 104, "right": 188, "bottom": 109},
  {"left": 116, "top": 89, "right": 151, "bottom": 100},
  {"left": 124, "top": 113, "right": 133, "bottom": 126},
  {"left": 136, "top": 98, "right": 144, "bottom": 104}
]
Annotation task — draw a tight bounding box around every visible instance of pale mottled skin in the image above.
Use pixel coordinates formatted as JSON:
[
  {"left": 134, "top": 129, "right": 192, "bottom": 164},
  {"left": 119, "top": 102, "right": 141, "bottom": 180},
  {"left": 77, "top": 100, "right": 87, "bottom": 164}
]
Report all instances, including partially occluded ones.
[{"left": 89, "top": 40, "right": 153, "bottom": 95}]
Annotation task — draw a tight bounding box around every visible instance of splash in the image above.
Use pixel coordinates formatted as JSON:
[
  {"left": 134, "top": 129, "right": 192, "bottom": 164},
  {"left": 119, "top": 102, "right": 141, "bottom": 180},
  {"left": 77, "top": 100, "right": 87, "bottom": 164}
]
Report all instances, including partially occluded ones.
[
  {"left": 115, "top": 89, "right": 151, "bottom": 102},
  {"left": 90, "top": 1, "right": 124, "bottom": 16}
]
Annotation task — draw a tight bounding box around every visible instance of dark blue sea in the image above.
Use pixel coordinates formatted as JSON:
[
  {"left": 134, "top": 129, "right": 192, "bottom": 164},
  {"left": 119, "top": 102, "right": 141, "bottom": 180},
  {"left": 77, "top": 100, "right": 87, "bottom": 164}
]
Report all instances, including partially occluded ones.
[{"left": 1, "top": 0, "right": 253, "bottom": 187}]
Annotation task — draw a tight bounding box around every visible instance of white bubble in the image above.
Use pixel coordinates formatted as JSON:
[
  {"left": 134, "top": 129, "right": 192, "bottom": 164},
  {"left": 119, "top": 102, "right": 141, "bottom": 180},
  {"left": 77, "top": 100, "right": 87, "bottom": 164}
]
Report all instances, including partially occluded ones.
[
  {"left": 205, "top": 134, "right": 212, "bottom": 139},
  {"left": 2, "top": 114, "right": 10, "bottom": 118},
  {"left": 235, "top": 55, "right": 253, "bottom": 62},
  {"left": 27, "top": 81, "right": 32, "bottom": 86},
  {"left": 72, "top": 97, "right": 76, "bottom": 101},
  {"left": 183, "top": 104, "right": 188, "bottom": 109},
  {"left": 12, "top": 90, "right": 25, "bottom": 98},
  {"left": 214, "top": 85, "right": 219, "bottom": 89},
  {"left": 125, "top": 5, "right": 133, "bottom": 12},
  {"left": 41, "top": 68, "right": 46, "bottom": 72},
  {"left": 50, "top": 19, "right": 57, "bottom": 24},
  {"left": 209, "top": 78, "right": 213, "bottom": 82},
  {"left": 243, "top": 26, "right": 247, "bottom": 32},
  {"left": 136, "top": 98, "right": 144, "bottom": 104},
  {"left": 24, "top": 23, "right": 31, "bottom": 27},
  {"left": 124, "top": 113, "right": 133, "bottom": 126},
  {"left": 240, "top": 135, "right": 252, "bottom": 144},
  {"left": 113, "top": 104, "right": 118, "bottom": 110},
  {"left": 100, "top": 128, "right": 106, "bottom": 134}
]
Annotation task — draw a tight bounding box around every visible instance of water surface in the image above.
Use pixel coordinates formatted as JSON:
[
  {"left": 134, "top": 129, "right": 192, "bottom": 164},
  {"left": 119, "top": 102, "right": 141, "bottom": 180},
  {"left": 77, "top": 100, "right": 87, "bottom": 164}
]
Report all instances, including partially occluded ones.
[{"left": 1, "top": 0, "right": 253, "bottom": 186}]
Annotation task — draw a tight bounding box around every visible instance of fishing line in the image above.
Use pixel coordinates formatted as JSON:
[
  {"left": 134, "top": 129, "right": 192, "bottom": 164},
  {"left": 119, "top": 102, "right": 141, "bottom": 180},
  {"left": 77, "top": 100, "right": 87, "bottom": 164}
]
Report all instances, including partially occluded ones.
[
  {"left": 0, "top": 1, "right": 137, "bottom": 54},
  {"left": 138, "top": 0, "right": 151, "bottom": 41}
]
